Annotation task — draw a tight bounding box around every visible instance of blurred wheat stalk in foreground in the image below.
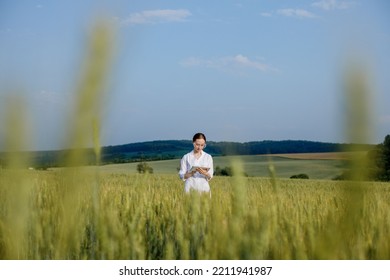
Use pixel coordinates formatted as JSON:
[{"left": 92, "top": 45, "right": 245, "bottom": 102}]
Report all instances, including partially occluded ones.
[
  {"left": 0, "top": 19, "right": 114, "bottom": 259},
  {"left": 0, "top": 96, "right": 30, "bottom": 259},
  {"left": 56, "top": 19, "right": 114, "bottom": 259}
]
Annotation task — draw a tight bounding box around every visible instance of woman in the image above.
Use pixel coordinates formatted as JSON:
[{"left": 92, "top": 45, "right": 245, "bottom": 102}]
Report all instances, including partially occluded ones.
[{"left": 179, "top": 132, "right": 214, "bottom": 194}]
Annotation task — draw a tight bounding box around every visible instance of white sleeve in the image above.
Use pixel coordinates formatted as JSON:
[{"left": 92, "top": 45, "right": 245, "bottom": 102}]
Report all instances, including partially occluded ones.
[
  {"left": 178, "top": 155, "right": 188, "bottom": 181},
  {"left": 207, "top": 155, "right": 214, "bottom": 180}
]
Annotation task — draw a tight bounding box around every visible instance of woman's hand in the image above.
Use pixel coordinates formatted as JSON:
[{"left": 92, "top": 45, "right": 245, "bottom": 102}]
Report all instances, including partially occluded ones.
[
  {"left": 196, "top": 167, "right": 211, "bottom": 179},
  {"left": 184, "top": 170, "right": 196, "bottom": 179}
]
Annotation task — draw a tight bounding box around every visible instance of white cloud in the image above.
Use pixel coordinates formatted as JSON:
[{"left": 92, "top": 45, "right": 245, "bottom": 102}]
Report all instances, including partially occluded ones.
[
  {"left": 122, "top": 9, "right": 191, "bottom": 26},
  {"left": 312, "top": 0, "right": 354, "bottom": 11},
  {"left": 277, "top": 9, "right": 317, "bottom": 19},
  {"left": 180, "top": 54, "right": 276, "bottom": 73},
  {"left": 231, "top": 54, "right": 269, "bottom": 71}
]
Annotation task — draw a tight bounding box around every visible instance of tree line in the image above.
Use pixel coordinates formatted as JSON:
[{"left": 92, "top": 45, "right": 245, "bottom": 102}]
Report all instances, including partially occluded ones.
[
  {"left": 365, "top": 134, "right": 390, "bottom": 181},
  {"left": 334, "top": 135, "right": 390, "bottom": 181}
]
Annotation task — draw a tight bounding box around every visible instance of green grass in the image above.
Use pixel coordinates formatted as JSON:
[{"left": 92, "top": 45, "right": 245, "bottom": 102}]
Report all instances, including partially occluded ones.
[{"left": 84, "top": 154, "right": 348, "bottom": 180}]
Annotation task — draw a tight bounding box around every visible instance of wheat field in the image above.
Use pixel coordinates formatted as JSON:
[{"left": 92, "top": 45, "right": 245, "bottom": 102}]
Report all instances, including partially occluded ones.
[{"left": 1, "top": 167, "right": 390, "bottom": 260}]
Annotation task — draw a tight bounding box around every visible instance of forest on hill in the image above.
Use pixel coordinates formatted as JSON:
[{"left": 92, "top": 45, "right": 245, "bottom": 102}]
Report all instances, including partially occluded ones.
[{"left": 0, "top": 139, "right": 374, "bottom": 169}]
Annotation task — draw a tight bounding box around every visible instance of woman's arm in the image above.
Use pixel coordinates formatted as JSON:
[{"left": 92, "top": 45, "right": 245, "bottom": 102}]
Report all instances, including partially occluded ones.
[
  {"left": 179, "top": 154, "right": 195, "bottom": 180},
  {"left": 183, "top": 170, "right": 196, "bottom": 179},
  {"left": 201, "top": 155, "right": 213, "bottom": 180}
]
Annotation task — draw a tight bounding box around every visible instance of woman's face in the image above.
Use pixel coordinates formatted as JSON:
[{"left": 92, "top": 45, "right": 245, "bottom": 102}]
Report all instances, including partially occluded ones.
[{"left": 193, "top": 138, "right": 206, "bottom": 153}]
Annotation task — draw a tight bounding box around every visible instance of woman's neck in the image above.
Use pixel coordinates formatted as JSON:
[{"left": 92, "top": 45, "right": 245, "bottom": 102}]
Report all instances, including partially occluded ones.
[{"left": 193, "top": 150, "right": 202, "bottom": 158}]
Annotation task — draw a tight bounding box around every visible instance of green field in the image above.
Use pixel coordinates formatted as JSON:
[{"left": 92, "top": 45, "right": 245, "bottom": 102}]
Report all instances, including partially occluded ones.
[{"left": 88, "top": 154, "right": 348, "bottom": 180}]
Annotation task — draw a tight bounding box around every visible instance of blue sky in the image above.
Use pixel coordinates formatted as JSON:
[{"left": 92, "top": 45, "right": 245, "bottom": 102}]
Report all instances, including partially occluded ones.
[{"left": 1, "top": 0, "right": 389, "bottom": 150}]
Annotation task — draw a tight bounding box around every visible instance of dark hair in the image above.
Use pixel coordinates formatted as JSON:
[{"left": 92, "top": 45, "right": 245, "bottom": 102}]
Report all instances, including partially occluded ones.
[{"left": 193, "top": 132, "right": 206, "bottom": 142}]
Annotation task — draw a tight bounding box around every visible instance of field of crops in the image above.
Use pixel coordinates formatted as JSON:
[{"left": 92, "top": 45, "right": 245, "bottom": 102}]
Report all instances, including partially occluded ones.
[
  {"left": 1, "top": 165, "right": 390, "bottom": 260},
  {"left": 88, "top": 153, "right": 350, "bottom": 180}
]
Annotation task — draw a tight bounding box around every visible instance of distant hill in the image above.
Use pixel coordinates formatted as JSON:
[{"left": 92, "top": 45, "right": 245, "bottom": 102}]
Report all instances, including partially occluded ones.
[
  {"left": 0, "top": 140, "right": 374, "bottom": 169},
  {"left": 106, "top": 139, "right": 373, "bottom": 156}
]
